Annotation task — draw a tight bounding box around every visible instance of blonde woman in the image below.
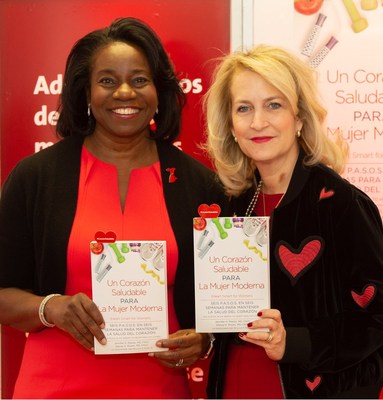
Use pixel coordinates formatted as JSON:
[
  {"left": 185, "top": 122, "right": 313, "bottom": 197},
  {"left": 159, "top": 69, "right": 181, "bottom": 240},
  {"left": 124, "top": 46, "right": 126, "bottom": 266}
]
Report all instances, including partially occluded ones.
[{"left": 204, "top": 45, "right": 383, "bottom": 399}]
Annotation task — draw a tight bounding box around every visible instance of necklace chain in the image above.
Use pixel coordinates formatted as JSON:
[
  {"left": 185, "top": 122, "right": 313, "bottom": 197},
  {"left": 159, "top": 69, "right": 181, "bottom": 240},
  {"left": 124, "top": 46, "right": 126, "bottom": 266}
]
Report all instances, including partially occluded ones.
[{"left": 245, "top": 180, "right": 263, "bottom": 217}]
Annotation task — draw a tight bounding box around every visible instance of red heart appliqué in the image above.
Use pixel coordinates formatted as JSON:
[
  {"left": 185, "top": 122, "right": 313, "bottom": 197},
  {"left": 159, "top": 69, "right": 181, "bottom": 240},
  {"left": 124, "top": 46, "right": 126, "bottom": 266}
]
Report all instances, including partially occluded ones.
[
  {"left": 198, "top": 204, "right": 221, "bottom": 219},
  {"left": 351, "top": 285, "right": 376, "bottom": 308},
  {"left": 306, "top": 375, "right": 322, "bottom": 392},
  {"left": 319, "top": 187, "right": 334, "bottom": 201},
  {"left": 94, "top": 231, "right": 117, "bottom": 243},
  {"left": 276, "top": 237, "right": 323, "bottom": 285}
]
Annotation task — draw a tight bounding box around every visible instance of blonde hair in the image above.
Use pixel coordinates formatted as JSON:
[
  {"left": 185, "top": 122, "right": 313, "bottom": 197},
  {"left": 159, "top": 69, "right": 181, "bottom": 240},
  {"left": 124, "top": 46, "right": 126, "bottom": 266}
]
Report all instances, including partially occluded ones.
[{"left": 203, "top": 45, "right": 348, "bottom": 197}]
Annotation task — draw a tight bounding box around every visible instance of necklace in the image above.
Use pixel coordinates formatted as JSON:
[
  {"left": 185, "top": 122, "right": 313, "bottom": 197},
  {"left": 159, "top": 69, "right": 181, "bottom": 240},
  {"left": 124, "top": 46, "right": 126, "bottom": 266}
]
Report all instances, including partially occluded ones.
[{"left": 245, "top": 180, "right": 263, "bottom": 217}]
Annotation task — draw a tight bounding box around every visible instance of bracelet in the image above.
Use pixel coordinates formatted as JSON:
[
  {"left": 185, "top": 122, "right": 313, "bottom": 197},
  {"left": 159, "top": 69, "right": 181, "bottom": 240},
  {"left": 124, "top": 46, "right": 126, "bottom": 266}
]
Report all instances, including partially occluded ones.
[
  {"left": 200, "top": 333, "right": 215, "bottom": 360},
  {"left": 38, "top": 294, "right": 61, "bottom": 328}
]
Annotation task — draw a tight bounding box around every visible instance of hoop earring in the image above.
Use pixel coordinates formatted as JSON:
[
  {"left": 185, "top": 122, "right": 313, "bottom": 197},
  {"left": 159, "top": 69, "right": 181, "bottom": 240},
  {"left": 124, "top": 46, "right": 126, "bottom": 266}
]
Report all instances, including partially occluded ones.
[{"left": 296, "top": 130, "right": 301, "bottom": 138}]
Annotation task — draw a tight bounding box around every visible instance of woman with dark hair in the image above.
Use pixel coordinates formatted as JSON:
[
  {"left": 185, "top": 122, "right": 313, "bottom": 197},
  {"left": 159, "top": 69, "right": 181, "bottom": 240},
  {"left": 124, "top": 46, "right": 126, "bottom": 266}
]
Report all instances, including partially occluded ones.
[
  {"left": 57, "top": 17, "right": 184, "bottom": 141},
  {"left": 0, "top": 17, "right": 227, "bottom": 398}
]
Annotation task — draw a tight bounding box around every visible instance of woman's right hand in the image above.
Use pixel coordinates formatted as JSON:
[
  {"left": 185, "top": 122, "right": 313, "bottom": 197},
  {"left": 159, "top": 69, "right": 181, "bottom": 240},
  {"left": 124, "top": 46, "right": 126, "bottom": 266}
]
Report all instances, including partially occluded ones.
[
  {"left": 0, "top": 288, "right": 106, "bottom": 350},
  {"left": 44, "top": 293, "right": 106, "bottom": 350}
]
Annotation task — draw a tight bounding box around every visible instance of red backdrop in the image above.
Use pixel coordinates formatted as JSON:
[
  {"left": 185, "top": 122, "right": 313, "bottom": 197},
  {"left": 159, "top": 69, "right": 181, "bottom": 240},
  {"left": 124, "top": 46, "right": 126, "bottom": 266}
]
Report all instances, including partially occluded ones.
[{"left": 0, "top": 0, "right": 230, "bottom": 398}]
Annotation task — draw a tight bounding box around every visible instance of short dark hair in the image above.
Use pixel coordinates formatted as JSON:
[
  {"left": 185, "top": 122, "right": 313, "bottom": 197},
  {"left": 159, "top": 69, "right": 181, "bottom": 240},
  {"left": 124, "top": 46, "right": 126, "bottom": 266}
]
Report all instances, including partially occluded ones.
[{"left": 56, "top": 17, "right": 186, "bottom": 142}]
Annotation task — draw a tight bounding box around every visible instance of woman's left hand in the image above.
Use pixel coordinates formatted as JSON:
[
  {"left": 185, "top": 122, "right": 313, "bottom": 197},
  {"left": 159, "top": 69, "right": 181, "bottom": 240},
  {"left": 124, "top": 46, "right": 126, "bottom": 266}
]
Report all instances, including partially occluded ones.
[
  {"left": 148, "top": 329, "right": 208, "bottom": 368},
  {"left": 239, "top": 309, "right": 286, "bottom": 361}
]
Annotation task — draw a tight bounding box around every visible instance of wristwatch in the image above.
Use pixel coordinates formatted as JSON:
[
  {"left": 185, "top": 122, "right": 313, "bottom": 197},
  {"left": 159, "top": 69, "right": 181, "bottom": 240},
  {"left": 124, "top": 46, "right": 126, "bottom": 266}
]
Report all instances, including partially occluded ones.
[{"left": 200, "top": 333, "right": 215, "bottom": 360}]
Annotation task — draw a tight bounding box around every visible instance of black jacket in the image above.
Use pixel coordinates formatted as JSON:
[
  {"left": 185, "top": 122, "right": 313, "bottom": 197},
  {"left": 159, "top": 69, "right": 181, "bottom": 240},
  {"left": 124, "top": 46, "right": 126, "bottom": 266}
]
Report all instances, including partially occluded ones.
[
  {"left": 0, "top": 135, "right": 229, "bottom": 329},
  {"left": 207, "top": 150, "right": 383, "bottom": 398}
]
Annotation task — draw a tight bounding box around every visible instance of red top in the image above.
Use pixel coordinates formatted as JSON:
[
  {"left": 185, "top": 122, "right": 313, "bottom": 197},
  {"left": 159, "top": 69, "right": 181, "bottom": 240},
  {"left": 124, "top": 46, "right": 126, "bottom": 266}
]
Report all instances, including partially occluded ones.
[
  {"left": 13, "top": 146, "right": 190, "bottom": 399},
  {"left": 222, "top": 192, "right": 284, "bottom": 399}
]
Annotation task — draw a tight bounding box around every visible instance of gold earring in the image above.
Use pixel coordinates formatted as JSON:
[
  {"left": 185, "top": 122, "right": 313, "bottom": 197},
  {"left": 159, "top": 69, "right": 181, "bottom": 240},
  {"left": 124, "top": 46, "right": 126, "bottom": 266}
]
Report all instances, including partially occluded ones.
[{"left": 296, "top": 130, "right": 301, "bottom": 138}]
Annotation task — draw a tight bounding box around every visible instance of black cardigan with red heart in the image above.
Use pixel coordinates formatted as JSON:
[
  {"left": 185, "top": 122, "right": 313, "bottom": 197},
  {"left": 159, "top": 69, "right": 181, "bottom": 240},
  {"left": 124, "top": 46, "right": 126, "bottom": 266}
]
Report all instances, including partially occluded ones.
[{"left": 207, "top": 149, "right": 383, "bottom": 398}]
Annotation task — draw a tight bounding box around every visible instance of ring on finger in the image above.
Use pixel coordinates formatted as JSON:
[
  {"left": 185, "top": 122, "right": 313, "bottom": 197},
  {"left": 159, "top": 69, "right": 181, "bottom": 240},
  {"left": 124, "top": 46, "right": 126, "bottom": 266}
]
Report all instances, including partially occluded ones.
[
  {"left": 266, "top": 331, "right": 273, "bottom": 342},
  {"left": 175, "top": 358, "right": 184, "bottom": 367}
]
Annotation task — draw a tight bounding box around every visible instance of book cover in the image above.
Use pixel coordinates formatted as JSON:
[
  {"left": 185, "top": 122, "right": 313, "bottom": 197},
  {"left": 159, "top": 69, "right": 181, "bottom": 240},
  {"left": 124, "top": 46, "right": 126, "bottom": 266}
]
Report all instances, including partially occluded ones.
[
  {"left": 194, "top": 217, "right": 270, "bottom": 332},
  {"left": 90, "top": 240, "right": 168, "bottom": 354}
]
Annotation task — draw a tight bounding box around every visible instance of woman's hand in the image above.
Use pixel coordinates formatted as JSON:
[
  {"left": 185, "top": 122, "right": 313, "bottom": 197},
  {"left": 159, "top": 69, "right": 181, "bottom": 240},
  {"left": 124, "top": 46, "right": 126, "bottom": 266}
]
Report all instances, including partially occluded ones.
[
  {"left": 44, "top": 293, "right": 106, "bottom": 350},
  {"left": 239, "top": 309, "right": 286, "bottom": 361},
  {"left": 148, "top": 329, "right": 208, "bottom": 368}
]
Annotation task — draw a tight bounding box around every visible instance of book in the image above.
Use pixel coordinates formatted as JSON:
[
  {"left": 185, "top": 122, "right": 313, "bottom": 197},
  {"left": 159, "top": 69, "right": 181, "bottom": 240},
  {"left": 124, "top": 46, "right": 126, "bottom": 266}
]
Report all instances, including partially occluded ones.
[
  {"left": 90, "top": 240, "right": 168, "bottom": 354},
  {"left": 193, "top": 217, "right": 270, "bottom": 332}
]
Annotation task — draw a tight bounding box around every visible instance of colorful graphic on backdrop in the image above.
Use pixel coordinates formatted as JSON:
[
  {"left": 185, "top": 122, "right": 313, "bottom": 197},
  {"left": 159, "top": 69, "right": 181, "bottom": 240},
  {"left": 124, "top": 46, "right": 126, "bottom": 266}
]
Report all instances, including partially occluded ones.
[{"left": 252, "top": 0, "right": 383, "bottom": 217}]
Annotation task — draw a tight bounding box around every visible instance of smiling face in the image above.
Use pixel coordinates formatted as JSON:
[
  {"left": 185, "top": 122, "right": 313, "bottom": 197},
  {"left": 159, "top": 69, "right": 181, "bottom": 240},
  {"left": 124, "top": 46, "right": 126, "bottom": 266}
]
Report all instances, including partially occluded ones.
[
  {"left": 89, "top": 41, "right": 158, "bottom": 141},
  {"left": 230, "top": 69, "right": 302, "bottom": 172}
]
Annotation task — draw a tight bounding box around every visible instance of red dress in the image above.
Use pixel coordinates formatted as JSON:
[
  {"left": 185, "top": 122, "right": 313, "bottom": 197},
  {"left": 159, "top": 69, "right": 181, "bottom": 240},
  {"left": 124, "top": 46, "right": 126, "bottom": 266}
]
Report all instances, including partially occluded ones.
[
  {"left": 13, "top": 146, "right": 191, "bottom": 399},
  {"left": 223, "top": 192, "right": 285, "bottom": 399}
]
